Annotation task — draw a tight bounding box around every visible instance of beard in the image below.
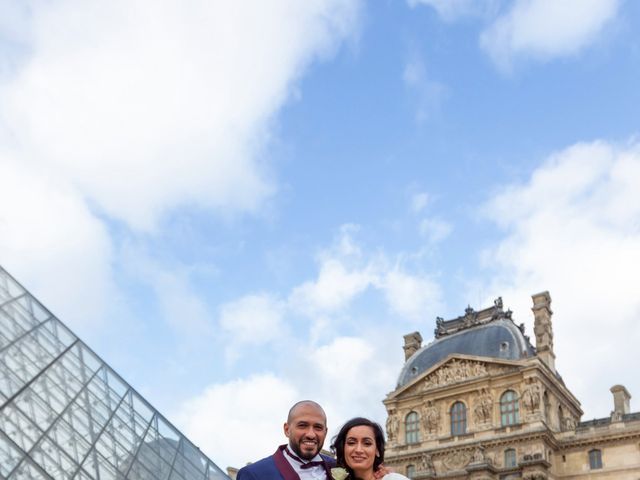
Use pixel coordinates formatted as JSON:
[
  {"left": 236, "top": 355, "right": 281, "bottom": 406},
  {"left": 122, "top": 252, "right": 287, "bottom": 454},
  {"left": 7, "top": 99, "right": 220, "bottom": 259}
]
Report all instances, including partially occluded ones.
[{"left": 290, "top": 439, "right": 320, "bottom": 460}]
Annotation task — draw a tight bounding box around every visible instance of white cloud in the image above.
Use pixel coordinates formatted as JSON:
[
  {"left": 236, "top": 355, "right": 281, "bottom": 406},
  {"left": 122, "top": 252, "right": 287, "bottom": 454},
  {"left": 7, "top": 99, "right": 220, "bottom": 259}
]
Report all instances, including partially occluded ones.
[
  {"left": 289, "top": 258, "right": 374, "bottom": 314},
  {"left": 289, "top": 225, "right": 443, "bottom": 321},
  {"left": 418, "top": 217, "right": 452, "bottom": 243},
  {"left": 0, "top": 0, "right": 363, "bottom": 328},
  {"left": 174, "top": 374, "right": 299, "bottom": 469},
  {"left": 0, "top": 154, "right": 114, "bottom": 328},
  {"left": 382, "top": 269, "right": 442, "bottom": 321},
  {"left": 410, "top": 192, "right": 430, "bottom": 213},
  {"left": 480, "top": 0, "right": 620, "bottom": 71},
  {"left": 482, "top": 139, "right": 640, "bottom": 418},
  {"left": 303, "top": 335, "right": 399, "bottom": 422},
  {"left": 150, "top": 271, "right": 215, "bottom": 336},
  {"left": 402, "top": 58, "right": 448, "bottom": 122},
  {"left": 173, "top": 225, "right": 440, "bottom": 468},
  {"left": 219, "top": 293, "right": 286, "bottom": 362},
  {"left": 333, "top": 224, "right": 364, "bottom": 258},
  {"left": 409, "top": 0, "right": 498, "bottom": 22},
  {"left": 116, "top": 244, "right": 218, "bottom": 339},
  {"left": 0, "top": 0, "right": 362, "bottom": 231},
  {"left": 174, "top": 335, "right": 400, "bottom": 469}
]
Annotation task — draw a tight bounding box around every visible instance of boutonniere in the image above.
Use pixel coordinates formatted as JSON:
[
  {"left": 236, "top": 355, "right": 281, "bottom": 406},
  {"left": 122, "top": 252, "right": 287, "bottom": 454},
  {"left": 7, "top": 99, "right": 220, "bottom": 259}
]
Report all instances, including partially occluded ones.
[{"left": 331, "top": 467, "right": 349, "bottom": 480}]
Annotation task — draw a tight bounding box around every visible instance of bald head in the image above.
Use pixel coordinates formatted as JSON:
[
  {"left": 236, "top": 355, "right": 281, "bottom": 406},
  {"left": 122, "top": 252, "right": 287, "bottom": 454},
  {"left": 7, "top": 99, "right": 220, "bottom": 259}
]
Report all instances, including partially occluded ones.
[
  {"left": 287, "top": 400, "right": 326, "bottom": 424},
  {"left": 284, "top": 400, "right": 328, "bottom": 460}
]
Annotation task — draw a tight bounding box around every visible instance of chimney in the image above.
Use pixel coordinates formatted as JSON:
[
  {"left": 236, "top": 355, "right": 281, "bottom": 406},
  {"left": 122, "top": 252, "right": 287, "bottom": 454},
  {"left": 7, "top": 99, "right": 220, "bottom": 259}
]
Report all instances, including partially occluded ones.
[
  {"left": 611, "top": 385, "right": 631, "bottom": 416},
  {"left": 403, "top": 331, "right": 423, "bottom": 361},
  {"left": 532, "top": 291, "right": 555, "bottom": 372}
]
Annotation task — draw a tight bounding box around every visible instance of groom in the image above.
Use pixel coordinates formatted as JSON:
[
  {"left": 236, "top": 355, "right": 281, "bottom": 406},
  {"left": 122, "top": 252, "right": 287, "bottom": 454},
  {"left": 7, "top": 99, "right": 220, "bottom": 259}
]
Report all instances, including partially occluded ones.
[{"left": 237, "top": 400, "right": 335, "bottom": 480}]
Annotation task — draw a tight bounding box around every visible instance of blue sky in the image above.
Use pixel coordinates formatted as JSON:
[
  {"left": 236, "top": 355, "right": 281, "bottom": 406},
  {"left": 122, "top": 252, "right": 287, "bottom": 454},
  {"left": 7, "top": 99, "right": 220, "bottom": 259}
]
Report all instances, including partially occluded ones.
[{"left": 1, "top": 0, "right": 640, "bottom": 470}]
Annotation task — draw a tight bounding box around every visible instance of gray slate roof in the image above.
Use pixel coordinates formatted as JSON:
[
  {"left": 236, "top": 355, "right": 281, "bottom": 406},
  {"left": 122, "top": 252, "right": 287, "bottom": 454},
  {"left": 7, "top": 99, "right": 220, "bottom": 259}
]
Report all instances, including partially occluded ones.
[{"left": 397, "top": 318, "right": 536, "bottom": 388}]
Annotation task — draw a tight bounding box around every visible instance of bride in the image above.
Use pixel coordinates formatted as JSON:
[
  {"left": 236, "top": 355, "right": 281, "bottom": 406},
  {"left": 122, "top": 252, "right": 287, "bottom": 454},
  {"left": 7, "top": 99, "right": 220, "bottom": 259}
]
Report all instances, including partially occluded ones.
[{"left": 331, "top": 417, "right": 409, "bottom": 480}]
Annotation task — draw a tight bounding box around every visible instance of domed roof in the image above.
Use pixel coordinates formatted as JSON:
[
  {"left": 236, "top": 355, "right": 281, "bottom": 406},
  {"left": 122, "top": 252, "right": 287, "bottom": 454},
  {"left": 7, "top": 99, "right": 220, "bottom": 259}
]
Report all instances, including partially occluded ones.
[{"left": 397, "top": 300, "right": 536, "bottom": 388}]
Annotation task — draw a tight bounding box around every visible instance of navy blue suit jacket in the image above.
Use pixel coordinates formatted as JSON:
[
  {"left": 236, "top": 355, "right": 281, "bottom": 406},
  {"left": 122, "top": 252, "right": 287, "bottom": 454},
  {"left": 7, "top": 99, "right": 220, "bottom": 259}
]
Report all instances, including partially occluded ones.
[{"left": 237, "top": 445, "right": 335, "bottom": 480}]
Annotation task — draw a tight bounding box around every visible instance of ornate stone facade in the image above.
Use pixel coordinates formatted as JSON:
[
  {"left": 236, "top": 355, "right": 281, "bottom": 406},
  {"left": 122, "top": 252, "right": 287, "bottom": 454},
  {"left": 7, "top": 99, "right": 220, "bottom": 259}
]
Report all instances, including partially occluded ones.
[
  {"left": 472, "top": 388, "right": 493, "bottom": 426},
  {"left": 384, "top": 293, "right": 640, "bottom": 479},
  {"left": 421, "top": 400, "right": 440, "bottom": 436}
]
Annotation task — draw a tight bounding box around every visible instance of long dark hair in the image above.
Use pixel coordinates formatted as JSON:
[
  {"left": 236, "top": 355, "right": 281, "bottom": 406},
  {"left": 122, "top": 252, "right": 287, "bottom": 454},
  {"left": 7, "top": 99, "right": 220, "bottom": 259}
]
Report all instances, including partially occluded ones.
[{"left": 331, "top": 417, "right": 385, "bottom": 478}]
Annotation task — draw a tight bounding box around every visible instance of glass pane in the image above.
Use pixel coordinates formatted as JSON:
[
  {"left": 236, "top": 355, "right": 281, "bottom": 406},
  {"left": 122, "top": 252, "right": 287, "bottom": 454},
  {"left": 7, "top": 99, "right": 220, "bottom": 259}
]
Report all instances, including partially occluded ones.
[
  {"left": 82, "top": 450, "right": 119, "bottom": 480},
  {"left": 0, "top": 267, "right": 228, "bottom": 480},
  {"left": 0, "top": 402, "right": 43, "bottom": 451},
  {"left": 47, "top": 417, "right": 92, "bottom": 464},
  {"left": 0, "top": 364, "right": 23, "bottom": 400},
  {"left": 30, "top": 436, "right": 77, "bottom": 479},
  {"left": 206, "top": 462, "right": 228, "bottom": 480},
  {"left": 0, "top": 431, "right": 24, "bottom": 477},
  {"left": 8, "top": 459, "right": 51, "bottom": 480}
]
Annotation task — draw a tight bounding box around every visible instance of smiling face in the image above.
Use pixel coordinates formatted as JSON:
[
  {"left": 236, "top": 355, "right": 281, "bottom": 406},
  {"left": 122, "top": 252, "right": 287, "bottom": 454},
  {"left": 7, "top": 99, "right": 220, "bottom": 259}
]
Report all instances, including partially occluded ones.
[
  {"left": 284, "top": 402, "right": 328, "bottom": 460},
  {"left": 344, "top": 425, "right": 379, "bottom": 476}
]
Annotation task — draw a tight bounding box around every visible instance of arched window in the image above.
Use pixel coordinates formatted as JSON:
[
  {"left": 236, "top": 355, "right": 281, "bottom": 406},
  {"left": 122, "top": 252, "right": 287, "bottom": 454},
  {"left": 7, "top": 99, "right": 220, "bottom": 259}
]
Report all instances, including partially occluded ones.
[
  {"left": 500, "top": 390, "right": 519, "bottom": 426},
  {"left": 589, "top": 449, "right": 603, "bottom": 469},
  {"left": 450, "top": 402, "right": 467, "bottom": 436},
  {"left": 405, "top": 411, "right": 420, "bottom": 444},
  {"left": 406, "top": 465, "right": 415, "bottom": 479},
  {"left": 504, "top": 448, "right": 517, "bottom": 468}
]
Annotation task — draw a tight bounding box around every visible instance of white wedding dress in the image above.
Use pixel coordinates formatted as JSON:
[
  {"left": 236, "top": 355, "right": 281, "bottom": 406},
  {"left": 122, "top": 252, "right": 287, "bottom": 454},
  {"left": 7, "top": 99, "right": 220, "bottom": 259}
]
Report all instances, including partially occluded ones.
[{"left": 382, "top": 473, "right": 410, "bottom": 480}]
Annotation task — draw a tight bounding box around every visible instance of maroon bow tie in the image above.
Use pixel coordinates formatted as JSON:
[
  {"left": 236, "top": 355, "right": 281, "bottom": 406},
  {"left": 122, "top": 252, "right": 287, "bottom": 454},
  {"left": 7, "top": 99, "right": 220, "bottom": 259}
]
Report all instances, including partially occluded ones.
[{"left": 285, "top": 447, "right": 324, "bottom": 469}]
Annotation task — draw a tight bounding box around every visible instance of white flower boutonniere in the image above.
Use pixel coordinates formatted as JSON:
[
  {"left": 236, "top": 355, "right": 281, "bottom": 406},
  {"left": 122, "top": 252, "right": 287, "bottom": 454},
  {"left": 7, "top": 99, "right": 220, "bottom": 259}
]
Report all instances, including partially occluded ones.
[{"left": 331, "top": 467, "right": 349, "bottom": 480}]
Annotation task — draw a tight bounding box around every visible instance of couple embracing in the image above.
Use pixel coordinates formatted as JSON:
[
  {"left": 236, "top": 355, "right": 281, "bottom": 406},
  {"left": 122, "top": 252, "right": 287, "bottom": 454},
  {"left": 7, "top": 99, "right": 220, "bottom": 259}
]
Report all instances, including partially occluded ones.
[{"left": 237, "top": 400, "right": 407, "bottom": 480}]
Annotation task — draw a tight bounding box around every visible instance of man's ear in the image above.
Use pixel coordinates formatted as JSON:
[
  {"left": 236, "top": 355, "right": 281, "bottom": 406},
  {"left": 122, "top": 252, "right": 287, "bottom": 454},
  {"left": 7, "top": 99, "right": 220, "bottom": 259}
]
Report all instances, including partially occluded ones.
[{"left": 284, "top": 422, "right": 290, "bottom": 438}]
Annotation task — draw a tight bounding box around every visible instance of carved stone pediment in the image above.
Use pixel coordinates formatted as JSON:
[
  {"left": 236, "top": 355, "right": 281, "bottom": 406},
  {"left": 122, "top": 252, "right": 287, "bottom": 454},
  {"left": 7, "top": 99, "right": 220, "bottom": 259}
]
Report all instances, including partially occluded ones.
[
  {"left": 387, "top": 357, "right": 522, "bottom": 400},
  {"left": 420, "top": 359, "right": 517, "bottom": 391}
]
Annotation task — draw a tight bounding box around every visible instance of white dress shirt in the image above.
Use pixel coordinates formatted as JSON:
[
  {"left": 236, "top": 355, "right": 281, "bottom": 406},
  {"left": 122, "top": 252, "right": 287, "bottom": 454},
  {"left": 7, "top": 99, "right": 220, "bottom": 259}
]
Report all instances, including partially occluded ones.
[{"left": 283, "top": 447, "right": 327, "bottom": 480}]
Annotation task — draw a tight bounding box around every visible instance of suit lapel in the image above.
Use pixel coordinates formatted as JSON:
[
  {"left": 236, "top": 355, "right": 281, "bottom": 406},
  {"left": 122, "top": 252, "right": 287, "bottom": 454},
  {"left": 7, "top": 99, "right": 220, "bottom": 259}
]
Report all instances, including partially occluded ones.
[
  {"left": 273, "top": 445, "right": 301, "bottom": 480},
  {"left": 321, "top": 459, "right": 332, "bottom": 480}
]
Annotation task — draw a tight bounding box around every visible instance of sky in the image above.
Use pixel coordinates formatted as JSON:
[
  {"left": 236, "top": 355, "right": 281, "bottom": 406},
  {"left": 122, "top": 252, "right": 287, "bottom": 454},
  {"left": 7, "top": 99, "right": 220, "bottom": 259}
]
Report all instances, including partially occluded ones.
[{"left": 1, "top": 0, "right": 640, "bottom": 471}]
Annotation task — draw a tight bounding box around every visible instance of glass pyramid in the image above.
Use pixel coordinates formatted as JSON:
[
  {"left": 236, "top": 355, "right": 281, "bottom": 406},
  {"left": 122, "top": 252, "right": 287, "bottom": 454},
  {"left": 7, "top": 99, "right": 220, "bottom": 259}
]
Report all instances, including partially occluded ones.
[{"left": 0, "top": 266, "right": 229, "bottom": 480}]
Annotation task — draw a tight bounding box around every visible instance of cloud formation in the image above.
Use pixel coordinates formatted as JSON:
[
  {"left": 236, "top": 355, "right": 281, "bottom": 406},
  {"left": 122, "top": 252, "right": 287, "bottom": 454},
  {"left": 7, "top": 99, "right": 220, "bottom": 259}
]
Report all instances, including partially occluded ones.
[
  {"left": 409, "top": 0, "right": 498, "bottom": 22},
  {"left": 0, "top": 0, "right": 362, "bottom": 325},
  {"left": 383, "top": 269, "right": 441, "bottom": 321},
  {"left": 480, "top": 0, "right": 620, "bottom": 71},
  {"left": 288, "top": 226, "right": 442, "bottom": 321},
  {"left": 174, "top": 374, "right": 299, "bottom": 469},
  {"left": 180, "top": 225, "right": 441, "bottom": 467},
  {"left": 174, "top": 334, "right": 399, "bottom": 470},
  {"left": 0, "top": 0, "right": 362, "bottom": 231},
  {"left": 412, "top": 0, "right": 620, "bottom": 71},
  {"left": 290, "top": 258, "right": 375, "bottom": 314},
  {"left": 218, "top": 225, "right": 443, "bottom": 346},
  {"left": 482, "top": 139, "right": 640, "bottom": 417},
  {"left": 0, "top": 153, "right": 115, "bottom": 327},
  {"left": 410, "top": 192, "right": 430, "bottom": 213},
  {"left": 402, "top": 57, "right": 448, "bottom": 122},
  {"left": 219, "top": 293, "right": 287, "bottom": 362},
  {"left": 418, "top": 217, "right": 452, "bottom": 244}
]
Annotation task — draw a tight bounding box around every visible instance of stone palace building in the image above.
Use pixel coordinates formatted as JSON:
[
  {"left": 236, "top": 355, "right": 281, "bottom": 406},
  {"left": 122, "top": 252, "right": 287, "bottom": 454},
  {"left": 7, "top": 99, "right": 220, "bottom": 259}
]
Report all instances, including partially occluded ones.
[{"left": 383, "top": 292, "right": 640, "bottom": 479}]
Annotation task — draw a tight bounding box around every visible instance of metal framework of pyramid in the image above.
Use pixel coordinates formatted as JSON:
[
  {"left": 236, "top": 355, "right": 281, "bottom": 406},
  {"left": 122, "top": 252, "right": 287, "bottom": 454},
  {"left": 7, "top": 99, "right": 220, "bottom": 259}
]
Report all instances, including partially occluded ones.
[{"left": 0, "top": 266, "right": 229, "bottom": 480}]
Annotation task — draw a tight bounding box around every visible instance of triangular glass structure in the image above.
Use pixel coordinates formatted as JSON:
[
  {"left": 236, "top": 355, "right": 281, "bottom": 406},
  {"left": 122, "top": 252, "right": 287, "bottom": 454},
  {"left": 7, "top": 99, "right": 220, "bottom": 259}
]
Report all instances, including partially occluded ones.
[{"left": 0, "top": 266, "right": 229, "bottom": 480}]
